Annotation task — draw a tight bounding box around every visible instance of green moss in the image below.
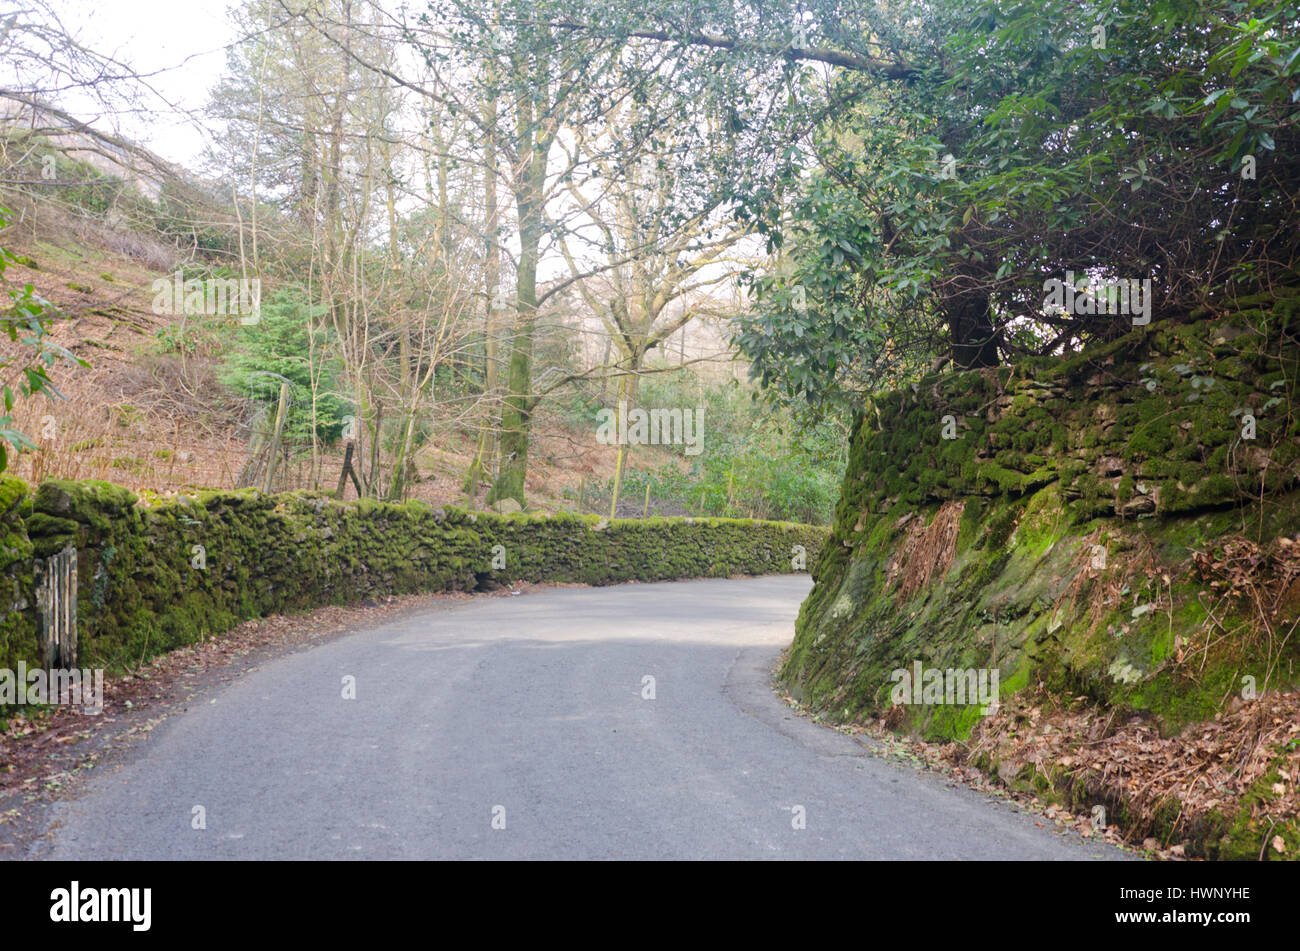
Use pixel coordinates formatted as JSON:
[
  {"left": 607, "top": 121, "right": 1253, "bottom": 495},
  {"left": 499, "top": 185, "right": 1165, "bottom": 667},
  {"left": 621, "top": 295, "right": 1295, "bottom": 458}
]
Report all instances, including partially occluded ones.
[
  {"left": 924, "top": 700, "right": 990, "bottom": 741},
  {"left": 782, "top": 289, "right": 1300, "bottom": 741},
  {"left": 0, "top": 483, "right": 828, "bottom": 697},
  {"left": 0, "top": 476, "right": 29, "bottom": 515},
  {"left": 1204, "top": 750, "right": 1300, "bottom": 860}
]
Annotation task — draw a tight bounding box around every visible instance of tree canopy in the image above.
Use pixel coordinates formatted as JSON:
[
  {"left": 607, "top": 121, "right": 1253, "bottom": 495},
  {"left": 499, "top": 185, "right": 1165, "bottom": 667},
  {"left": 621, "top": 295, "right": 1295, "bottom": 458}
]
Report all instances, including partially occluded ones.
[{"left": 558, "top": 0, "right": 1300, "bottom": 413}]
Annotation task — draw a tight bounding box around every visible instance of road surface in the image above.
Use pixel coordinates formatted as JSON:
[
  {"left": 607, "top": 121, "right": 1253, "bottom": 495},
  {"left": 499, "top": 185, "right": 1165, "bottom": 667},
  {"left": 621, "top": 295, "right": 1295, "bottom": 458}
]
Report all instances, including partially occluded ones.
[{"left": 36, "top": 576, "right": 1128, "bottom": 859}]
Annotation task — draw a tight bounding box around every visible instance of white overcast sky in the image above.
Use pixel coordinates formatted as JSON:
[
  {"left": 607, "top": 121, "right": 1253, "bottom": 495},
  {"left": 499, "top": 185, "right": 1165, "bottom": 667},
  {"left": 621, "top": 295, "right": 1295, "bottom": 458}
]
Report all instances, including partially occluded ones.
[
  {"left": 48, "top": 0, "right": 241, "bottom": 166},
  {"left": 32, "top": 0, "right": 760, "bottom": 297}
]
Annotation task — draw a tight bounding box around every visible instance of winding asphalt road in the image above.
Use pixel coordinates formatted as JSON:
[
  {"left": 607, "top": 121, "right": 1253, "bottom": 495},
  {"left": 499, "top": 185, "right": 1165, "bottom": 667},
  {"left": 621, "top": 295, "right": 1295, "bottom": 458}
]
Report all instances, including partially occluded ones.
[{"left": 36, "top": 576, "right": 1127, "bottom": 860}]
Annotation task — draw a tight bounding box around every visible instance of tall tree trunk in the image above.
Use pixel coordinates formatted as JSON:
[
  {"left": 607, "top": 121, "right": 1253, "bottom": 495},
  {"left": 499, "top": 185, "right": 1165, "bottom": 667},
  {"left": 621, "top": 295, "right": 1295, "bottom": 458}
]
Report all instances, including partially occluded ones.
[
  {"left": 387, "top": 409, "right": 418, "bottom": 500},
  {"left": 488, "top": 213, "right": 537, "bottom": 506},
  {"left": 464, "top": 90, "right": 500, "bottom": 499},
  {"left": 488, "top": 109, "right": 547, "bottom": 507},
  {"left": 607, "top": 368, "right": 639, "bottom": 518}
]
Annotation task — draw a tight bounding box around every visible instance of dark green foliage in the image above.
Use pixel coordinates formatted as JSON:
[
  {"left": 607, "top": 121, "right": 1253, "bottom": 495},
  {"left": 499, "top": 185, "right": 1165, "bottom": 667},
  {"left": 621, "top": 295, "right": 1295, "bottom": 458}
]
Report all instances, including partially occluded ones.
[
  {"left": 733, "top": 0, "right": 1300, "bottom": 406},
  {"left": 218, "top": 289, "right": 351, "bottom": 443}
]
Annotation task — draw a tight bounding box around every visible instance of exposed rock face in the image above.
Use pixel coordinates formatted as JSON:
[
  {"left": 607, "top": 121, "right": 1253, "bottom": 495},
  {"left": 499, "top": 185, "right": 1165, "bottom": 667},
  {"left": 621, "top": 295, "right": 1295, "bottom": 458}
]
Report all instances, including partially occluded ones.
[{"left": 784, "top": 289, "right": 1300, "bottom": 740}]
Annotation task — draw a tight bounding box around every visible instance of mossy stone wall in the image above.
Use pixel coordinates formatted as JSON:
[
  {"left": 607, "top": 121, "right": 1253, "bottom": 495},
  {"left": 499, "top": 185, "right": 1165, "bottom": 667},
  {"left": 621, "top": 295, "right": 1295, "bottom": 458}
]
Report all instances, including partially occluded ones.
[
  {"left": 0, "top": 479, "right": 825, "bottom": 675},
  {"left": 785, "top": 290, "right": 1300, "bottom": 740}
]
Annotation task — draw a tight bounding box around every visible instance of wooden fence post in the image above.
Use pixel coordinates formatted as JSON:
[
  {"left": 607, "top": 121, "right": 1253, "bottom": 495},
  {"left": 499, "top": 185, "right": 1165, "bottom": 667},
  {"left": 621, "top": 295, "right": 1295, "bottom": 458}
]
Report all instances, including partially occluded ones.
[
  {"left": 38, "top": 545, "right": 78, "bottom": 670},
  {"left": 261, "top": 382, "right": 292, "bottom": 494}
]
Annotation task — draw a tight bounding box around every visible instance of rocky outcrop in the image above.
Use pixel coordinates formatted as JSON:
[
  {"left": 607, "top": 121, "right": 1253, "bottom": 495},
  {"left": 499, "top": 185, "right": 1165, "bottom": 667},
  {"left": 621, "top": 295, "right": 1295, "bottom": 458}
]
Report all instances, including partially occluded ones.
[{"left": 785, "top": 288, "right": 1300, "bottom": 738}]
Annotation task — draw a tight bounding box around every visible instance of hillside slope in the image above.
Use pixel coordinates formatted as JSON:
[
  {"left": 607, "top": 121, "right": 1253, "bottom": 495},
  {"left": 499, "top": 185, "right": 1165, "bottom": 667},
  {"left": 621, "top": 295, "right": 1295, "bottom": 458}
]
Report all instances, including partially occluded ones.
[
  {"left": 783, "top": 290, "right": 1300, "bottom": 857},
  {"left": 0, "top": 232, "right": 653, "bottom": 511}
]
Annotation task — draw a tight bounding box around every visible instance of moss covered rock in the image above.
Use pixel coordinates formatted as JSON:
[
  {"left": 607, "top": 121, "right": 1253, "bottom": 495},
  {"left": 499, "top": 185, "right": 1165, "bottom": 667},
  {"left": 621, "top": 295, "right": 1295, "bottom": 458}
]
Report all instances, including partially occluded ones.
[
  {"left": 785, "top": 290, "right": 1300, "bottom": 741},
  {"left": 0, "top": 483, "right": 826, "bottom": 680}
]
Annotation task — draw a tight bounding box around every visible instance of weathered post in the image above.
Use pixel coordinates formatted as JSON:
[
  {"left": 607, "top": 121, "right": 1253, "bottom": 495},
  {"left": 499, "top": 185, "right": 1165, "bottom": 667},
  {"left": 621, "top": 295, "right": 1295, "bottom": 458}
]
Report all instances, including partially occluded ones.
[
  {"left": 38, "top": 545, "right": 78, "bottom": 672},
  {"left": 261, "top": 382, "right": 291, "bottom": 494}
]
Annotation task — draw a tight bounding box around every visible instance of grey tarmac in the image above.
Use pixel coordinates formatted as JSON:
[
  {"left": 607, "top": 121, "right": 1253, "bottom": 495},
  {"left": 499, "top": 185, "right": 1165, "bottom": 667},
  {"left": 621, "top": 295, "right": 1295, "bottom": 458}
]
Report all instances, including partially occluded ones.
[{"left": 34, "top": 576, "right": 1130, "bottom": 860}]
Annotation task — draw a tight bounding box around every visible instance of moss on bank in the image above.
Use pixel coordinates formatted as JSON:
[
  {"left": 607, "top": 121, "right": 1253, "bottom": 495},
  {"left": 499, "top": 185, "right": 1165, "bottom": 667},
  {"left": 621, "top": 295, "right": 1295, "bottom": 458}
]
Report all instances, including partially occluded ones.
[
  {"left": 783, "top": 291, "right": 1300, "bottom": 856},
  {"left": 784, "top": 291, "right": 1300, "bottom": 740}
]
